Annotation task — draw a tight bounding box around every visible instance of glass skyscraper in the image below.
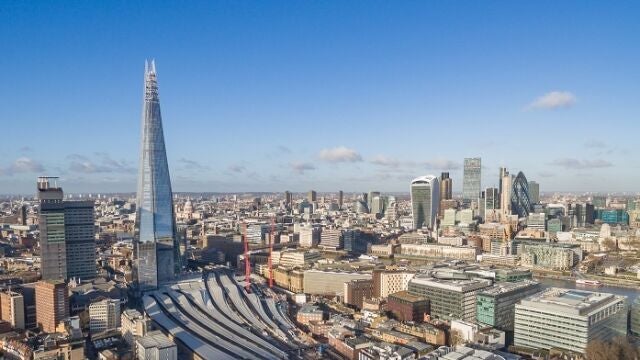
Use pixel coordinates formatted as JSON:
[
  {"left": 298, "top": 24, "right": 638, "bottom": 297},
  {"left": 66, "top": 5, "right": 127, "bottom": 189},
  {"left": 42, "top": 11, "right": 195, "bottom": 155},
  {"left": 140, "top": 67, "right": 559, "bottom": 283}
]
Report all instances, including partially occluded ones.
[
  {"left": 133, "top": 60, "right": 178, "bottom": 292},
  {"left": 463, "top": 157, "right": 481, "bottom": 204},
  {"left": 410, "top": 175, "right": 440, "bottom": 230}
]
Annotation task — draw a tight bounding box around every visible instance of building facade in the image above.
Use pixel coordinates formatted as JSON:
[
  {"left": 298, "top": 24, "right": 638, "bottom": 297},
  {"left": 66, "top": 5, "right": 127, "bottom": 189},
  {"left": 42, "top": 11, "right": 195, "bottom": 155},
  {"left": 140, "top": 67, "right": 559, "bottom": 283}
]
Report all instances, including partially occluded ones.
[
  {"left": 476, "top": 280, "right": 540, "bottom": 331},
  {"left": 134, "top": 61, "right": 179, "bottom": 293},
  {"left": 514, "top": 288, "right": 628, "bottom": 354},
  {"left": 410, "top": 175, "right": 440, "bottom": 230},
  {"left": 35, "top": 280, "right": 69, "bottom": 333},
  {"left": 463, "top": 158, "right": 481, "bottom": 205},
  {"left": 387, "top": 291, "right": 430, "bottom": 322},
  {"left": 0, "top": 291, "right": 25, "bottom": 330},
  {"left": 89, "top": 298, "right": 121, "bottom": 334},
  {"left": 408, "top": 277, "right": 491, "bottom": 321}
]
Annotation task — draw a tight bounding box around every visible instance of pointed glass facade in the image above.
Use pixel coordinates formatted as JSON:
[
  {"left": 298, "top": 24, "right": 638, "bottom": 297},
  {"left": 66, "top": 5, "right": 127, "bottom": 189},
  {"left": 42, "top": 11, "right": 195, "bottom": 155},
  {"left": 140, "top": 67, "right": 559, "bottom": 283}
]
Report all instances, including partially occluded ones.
[{"left": 134, "top": 60, "right": 177, "bottom": 292}]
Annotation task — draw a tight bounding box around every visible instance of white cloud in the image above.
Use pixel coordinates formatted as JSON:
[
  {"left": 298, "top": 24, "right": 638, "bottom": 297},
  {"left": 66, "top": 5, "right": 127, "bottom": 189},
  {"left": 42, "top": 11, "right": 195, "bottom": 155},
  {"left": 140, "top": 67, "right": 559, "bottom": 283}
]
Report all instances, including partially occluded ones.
[
  {"left": 228, "top": 164, "right": 246, "bottom": 173},
  {"left": 68, "top": 153, "right": 135, "bottom": 174},
  {"left": 549, "top": 158, "right": 612, "bottom": 169},
  {"left": 2, "top": 157, "right": 45, "bottom": 175},
  {"left": 423, "top": 158, "right": 461, "bottom": 170},
  {"left": 370, "top": 156, "right": 403, "bottom": 168},
  {"left": 318, "top": 146, "right": 363, "bottom": 163},
  {"left": 289, "top": 162, "right": 316, "bottom": 174},
  {"left": 526, "top": 91, "right": 576, "bottom": 110}
]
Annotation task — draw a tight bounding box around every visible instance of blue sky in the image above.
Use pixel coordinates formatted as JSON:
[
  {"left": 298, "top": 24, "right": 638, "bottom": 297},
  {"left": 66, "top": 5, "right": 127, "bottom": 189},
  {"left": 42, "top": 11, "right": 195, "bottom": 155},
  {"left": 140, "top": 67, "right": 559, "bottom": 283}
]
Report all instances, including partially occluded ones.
[{"left": 1, "top": 1, "right": 639, "bottom": 194}]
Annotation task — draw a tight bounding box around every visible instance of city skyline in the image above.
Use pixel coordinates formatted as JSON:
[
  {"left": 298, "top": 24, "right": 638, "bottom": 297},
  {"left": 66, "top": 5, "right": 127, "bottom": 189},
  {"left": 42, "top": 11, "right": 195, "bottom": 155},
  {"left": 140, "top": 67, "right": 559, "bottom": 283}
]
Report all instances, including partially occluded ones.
[{"left": 2, "top": 2, "right": 640, "bottom": 194}]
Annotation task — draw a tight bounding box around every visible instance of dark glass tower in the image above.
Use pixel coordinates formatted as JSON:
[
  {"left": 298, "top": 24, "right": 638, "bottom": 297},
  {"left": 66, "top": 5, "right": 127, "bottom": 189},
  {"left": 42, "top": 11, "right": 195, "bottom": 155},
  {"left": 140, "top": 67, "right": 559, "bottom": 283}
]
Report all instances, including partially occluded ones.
[{"left": 133, "top": 60, "right": 178, "bottom": 292}]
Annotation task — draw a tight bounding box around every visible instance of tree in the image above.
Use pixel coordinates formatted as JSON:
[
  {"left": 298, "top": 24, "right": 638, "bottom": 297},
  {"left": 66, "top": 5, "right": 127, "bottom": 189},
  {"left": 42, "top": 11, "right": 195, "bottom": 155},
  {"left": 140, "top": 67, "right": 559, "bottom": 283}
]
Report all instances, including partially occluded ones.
[{"left": 585, "top": 337, "right": 639, "bottom": 360}]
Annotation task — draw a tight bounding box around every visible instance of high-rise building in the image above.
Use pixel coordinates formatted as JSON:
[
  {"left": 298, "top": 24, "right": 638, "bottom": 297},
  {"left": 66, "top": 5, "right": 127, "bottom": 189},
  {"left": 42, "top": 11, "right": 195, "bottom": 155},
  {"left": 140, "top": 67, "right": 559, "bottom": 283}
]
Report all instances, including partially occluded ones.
[
  {"left": 592, "top": 195, "right": 607, "bottom": 209},
  {"left": 511, "top": 172, "right": 533, "bottom": 218},
  {"left": 338, "top": 190, "right": 344, "bottom": 210},
  {"left": 0, "top": 291, "right": 25, "bottom": 330},
  {"left": 440, "top": 172, "right": 453, "bottom": 200},
  {"left": 410, "top": 175, "right": 440, "bottom": 230},
  {"left": 37, "top": 177, "right": 96, "bottom": 281},
  {"left": 35, "top": 280, "right": 69, "bottom": 333},
  {"left": 514, "top": 288, "right": 627, "bottom": 354},
  {"left": 307, "top": 190, "right": 317, "bottom": 203},
  {"left": 134, "top": 61, "right": 179, "bottom": 293},
  {"left": 284, "top": 191, "right": 292, "bottom": 207},
  {"left": 136, "top": 330, "right": 177, "bottom": 360},
  {"left": 89, "top": 298, "right": 121, "bottom": 335},
  {"left": 500, "top": 169, "right": 512, "bottom": 218},
  {"left": 528, "top": 181, "right": 540, "bottom": 204},
  {"left": 484, "top": 187, "right": 500, "bottom": 216},
  {"left": 367, "top": 191, "right": 380, "bottom": 212},
  {"left": 462, "top": 158, "right": 481, "bottom": 204}
]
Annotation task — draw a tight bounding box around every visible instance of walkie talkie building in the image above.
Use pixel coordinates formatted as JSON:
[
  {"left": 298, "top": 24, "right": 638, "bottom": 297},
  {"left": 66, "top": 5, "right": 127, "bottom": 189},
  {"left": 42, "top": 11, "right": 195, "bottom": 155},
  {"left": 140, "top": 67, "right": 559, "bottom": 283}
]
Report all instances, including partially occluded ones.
[{"left": 133, "top": 60, "right": 178, "bottom": 292}]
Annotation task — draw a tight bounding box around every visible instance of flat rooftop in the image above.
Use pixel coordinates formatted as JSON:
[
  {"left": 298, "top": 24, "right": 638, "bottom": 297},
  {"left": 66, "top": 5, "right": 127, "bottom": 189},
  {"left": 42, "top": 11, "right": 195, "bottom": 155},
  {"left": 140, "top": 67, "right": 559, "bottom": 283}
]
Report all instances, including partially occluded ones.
[
  {"left": 388, "top": 290, "right": 427, "bottom": 303},
  {"left": 479, "top": 280, "right": 539, "bottom": 296},
  {"left": 519, "top": 287, "right": 626, "bottom": 315},
  {"left": 410, "top": 276, "right": 492, "bottom": 292}
]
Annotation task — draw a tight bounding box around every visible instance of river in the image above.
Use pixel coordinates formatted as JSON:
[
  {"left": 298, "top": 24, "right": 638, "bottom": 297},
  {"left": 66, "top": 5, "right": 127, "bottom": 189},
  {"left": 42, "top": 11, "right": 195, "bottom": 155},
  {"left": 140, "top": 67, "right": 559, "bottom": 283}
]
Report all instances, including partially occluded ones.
[{"left": 537, "top": 277, "right": 640, "bottom": 302}]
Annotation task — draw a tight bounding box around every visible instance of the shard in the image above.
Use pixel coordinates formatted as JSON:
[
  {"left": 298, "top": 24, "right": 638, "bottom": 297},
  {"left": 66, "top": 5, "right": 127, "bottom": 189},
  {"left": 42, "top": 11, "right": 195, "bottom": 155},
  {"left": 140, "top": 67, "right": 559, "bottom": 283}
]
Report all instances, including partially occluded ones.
[{"left": 133, "top": 60, "right": 178, "bottom": 292}]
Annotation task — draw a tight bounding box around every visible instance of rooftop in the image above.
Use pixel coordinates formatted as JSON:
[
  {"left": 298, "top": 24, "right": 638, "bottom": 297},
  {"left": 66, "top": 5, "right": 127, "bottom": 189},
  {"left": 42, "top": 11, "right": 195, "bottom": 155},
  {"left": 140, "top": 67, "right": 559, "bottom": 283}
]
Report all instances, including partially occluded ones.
[
  {"left": 479, "top": 280, "right": 539, "bottom": 296},
  {"left": 519, "top": 287, "right": 626, "bottom": 316},
  {"left": 410, "top": 276, "right": 492, "bottom": 292},
  {"left": 388, "top": 290, "right": 427, "bottom": 303}
]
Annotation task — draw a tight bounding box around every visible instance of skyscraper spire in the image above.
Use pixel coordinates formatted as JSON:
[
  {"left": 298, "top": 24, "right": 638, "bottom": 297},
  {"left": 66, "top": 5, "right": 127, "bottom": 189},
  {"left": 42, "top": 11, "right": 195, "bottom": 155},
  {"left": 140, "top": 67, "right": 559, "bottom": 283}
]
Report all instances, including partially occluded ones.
[{"left": 133, "top": 60, "right": 178, "bottom": 293}]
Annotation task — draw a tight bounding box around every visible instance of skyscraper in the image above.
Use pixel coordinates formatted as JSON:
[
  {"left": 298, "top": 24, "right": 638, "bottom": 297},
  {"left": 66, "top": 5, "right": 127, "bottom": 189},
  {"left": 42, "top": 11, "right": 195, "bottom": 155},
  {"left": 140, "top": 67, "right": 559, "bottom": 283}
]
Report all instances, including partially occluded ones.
[
  {"left": 463, "top": 158, "right": 481, "bottom": 205},
  {"left": 307, "top": 190, "right": 317, "bottom": 203},
  {"left": 528, "top": 181, "right": 540, "bottom": 204},
  {"left": 338, "top": 190, "right": 344, "bottom": 210},
  {"left": 38, "top": 177, "right": 96, "bottom": 281},
  {"left": 410, "top": 175, "right": 440, "bottom": 230},
  {"left": 440, "top": 172, "right": 452, "bottom": 200},
  {"left": 500, "top": 169, "right": 512, "bottom": 218},
  {"left": 134, "top": 60, "right": 178, "bottom": 293}
]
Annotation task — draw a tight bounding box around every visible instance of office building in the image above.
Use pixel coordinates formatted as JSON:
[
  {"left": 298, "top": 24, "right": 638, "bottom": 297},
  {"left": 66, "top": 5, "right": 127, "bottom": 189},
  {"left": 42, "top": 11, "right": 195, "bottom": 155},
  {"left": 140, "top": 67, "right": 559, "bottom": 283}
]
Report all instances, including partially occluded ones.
[
  {"left": 136, "top": 330, "right": 177, "bottom": 360},
  {"left": 373, "top": 269, "right": 416, "bottom": 298},
  {"left": 121, "top": 309, "right": 152, "bottom": 346},
  {"left": 307, "top": 190, "right": 317, "bottom": 203},
  {"left": 89, "top": 298, "right": 121, "bottom": 334},
  {"left": 528, "top": 181, "right": 539, "bottom": 204},
  {"left": 35, "top": 280, "right": 69, "bottom": 333},
  {"left": 476, "top": 280, "right": 540, "bottom": 331},
  {"left": 319, "top": 228, "right": 342, "bottom": 249},
  {"left": 284, "top": 191, "right": 292, "bottom": 207},
  {"left": 592, "top": 195, "right": 607, "bottom": 209},
  {"left": 463, "top": 158, "right": 481, "bottom": 204},
  {"left": 38, "top": 177, "right": 96, "bottom": 281},
  {"left": 410, "top": 175, "right": 440, "bottom": 230},
  {"left": 344, "top": 278, "right": 373, "bottom": 309},
  {"left": 134, "top": 60, "right": 179, "bottom": 293},
  {"left": 511, "top": 172, "right": 533, "bottom": 218},
  {"left": 500, "top": 169, "right": 512, "bottom": 218},
  {"left": 298, "top": 226, "right": 321, "bottom": 248},
  {"left": 399, "top": 243, "right": 479, "bottom": 261},
  {"left": 343, "top": 229, "right": 377, "bottom": 255},
  {"left": 440, "top": 172, "right": 453, "bottom": 200},
  {"left": 514, "top": 288, "right": 627, "bottom": 354},
  {"left": 0, "top": 291, "right": 25, "bottom": 330},
  {"left": 408, "top": 277, "right": 492, "bottom": 321},
  {"left": 303, "top": 270, "right": 371, "bottom": 297},
  {"left": 338, "top": 190, "right": 344, "bottom": 210},
  {"left": 387, "top": 291, "right": 430, "bottom": 322}
]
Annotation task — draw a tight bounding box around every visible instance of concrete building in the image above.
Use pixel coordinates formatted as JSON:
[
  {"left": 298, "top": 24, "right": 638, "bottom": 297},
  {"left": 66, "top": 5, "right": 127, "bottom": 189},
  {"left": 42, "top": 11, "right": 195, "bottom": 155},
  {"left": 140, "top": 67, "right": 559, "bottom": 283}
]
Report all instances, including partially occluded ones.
[
  {"left": 136, "top": 330, "right": 177, "bottom": 360},
  {"left": 303, "top": 270, "right": 371, "bottom": 297},
  {"left": 373, "top": 269, "right": 416, "bottom": 298},
  {"left": 343, "top": 278, "right": 373, "bottom": 309},
  {"left": 307, "top": 190, "right": 317, "bottom": 203},
  {"left": 89, "top": 298, "right": 121, "bottom": 334},
  {"left": 296, "top": 304, "right": 324, "bottom": 325},
  {"left": 319, "top": 228, "right": 342, "bottom": 249},
  {"left": 514, "top": 288, "right": 628, "bottom": 354},
  {"left": 528, "top": 181, "right": 540, "bottom": 204},
  {"left": 298, "top": 226, "right": 321, "bottom": 248},
  {"left": 476, "top": 280, "right": 540, "bottom": 331},
  {"left": 279, "top": 250, "right": 321, "bottom": 268},
  {"left": 399, "top": 243, "right": 479, "bottom": 261},
  {"left": 37, "top": 177, "right": 96, "bottom": 281},
  {"left": 35, "top": 280, "right": 69, "bottom": 333},
  {"left": 387, "top": 291, "right": 430, "bottom": 322},
  {"left": 0, "top": 291, "right": 25, "bottom": 330},
  {"left": 121, "top": 309, "right": 152, "bottom": 346},
  {"left": 408, "top": 277, "right": 492, "bottom": 321}
]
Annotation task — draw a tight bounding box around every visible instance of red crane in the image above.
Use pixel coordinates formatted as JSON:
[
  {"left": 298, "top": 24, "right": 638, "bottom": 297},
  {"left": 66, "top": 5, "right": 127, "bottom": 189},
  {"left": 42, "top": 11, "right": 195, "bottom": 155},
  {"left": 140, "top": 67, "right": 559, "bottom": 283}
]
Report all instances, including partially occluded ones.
[
  {"left": 243, "top": 222, "right": 251, "bottom": 292},
  {"left": 268, "top": 217, "right": 275, "bottom": 288}
]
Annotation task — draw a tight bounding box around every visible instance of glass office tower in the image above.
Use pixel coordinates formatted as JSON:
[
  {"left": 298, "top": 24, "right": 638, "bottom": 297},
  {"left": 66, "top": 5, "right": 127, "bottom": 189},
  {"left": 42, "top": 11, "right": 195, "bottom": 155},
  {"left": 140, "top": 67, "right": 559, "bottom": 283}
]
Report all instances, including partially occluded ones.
[
  {"left": 463, "top": 158, "right": 481, "bottom": 205},
  {"left": 410, "top": 175, "right": 440, "bottom": 230},
  {"left": 133, "top": 60, "right": 178, "bottom": 292}
]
